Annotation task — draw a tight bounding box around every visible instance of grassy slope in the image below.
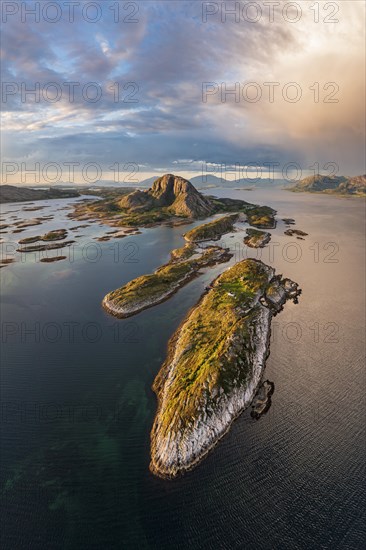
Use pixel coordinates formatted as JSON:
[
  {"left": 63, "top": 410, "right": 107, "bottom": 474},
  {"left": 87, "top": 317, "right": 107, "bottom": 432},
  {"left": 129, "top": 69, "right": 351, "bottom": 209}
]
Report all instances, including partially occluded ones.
[
  {"left": 170, "top": 243, "right": 197, "bottom": 261},
  {"left": 72, "top": 192, "right": 276, "bottom": 228},
  {"left": 245, "top": 205, "right": 276, "bottom": 228},
  {"left": 106, "top": 261, "right": 194, "bottom": 308},
  {"left": 184, "top": 214, "right": 238, "bottom": 242},
  {"left": 153, "top": 260, "right": 271, "bottom": 434},
  {"left": 105, "top": 247, "right": 229, "bottom": 310}
]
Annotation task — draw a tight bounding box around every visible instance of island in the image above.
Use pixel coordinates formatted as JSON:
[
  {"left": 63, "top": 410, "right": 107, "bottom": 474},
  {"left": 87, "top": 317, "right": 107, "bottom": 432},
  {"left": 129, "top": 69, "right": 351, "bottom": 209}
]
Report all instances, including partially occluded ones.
[
  {"left": 282, "top": 218, "right": 296, "bottom": 225},
  {"left": 70, "top": 174, "right": 276, "bottom": 230},
  {"left": 243, "top": 228, "right": 271, "bottom": 248},
  {"left": 102, "top": 245, "right": 232, "bottom": 318},
  {"left": 18, "top": 229, "right": 68, "bottom": 244},
  {"left": 39, "top": 256, "right": 67, "bottom": 263},
  {"left": 184, "top": 214, "right": 239, "bottom": 243},
  {"left": 0, "top": 185, "right": 80, "bottom": 203},
  {"left": 288, "top": 174, "right": 366, "bottom": 196},
  {"left": 17, "top": 241, "right": 75, "bottom": 253},
  {"left": 251, "top": 380, "right": 275, "bottom": 419},
  {"left": 284, "top": 229, "right": 308, "bottom": 238},
  {"left": 150, "top": 259, "right": 300, "bottom": 479}
]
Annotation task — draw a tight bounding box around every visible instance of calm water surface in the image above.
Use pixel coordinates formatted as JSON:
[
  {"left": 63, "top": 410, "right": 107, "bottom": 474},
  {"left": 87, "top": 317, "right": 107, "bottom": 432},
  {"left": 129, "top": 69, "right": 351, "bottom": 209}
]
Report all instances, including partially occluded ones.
[{"left": 0, "top": 189, "right": 365, "bottom": 549}]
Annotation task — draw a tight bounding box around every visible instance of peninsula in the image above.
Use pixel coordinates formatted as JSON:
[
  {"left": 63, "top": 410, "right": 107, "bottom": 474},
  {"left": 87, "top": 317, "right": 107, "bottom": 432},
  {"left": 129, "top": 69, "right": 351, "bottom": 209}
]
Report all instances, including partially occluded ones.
[{"left": 150, "top": 259, "right": 300, "bottom": 479}]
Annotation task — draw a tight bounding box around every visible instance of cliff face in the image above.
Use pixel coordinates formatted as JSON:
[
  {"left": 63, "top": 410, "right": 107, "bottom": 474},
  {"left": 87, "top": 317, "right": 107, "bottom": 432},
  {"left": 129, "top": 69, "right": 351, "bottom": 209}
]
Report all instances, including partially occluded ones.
[
  {"left": 150, "top": 259, "right": 300, "bottom": 479},
  {"left": 119, "top": 174, "right": 215, "bottom": 218}
]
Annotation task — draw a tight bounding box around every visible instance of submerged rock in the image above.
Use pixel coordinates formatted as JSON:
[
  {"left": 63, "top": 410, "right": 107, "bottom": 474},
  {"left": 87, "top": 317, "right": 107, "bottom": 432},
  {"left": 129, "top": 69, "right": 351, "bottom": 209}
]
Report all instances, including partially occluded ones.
[
  {"left": 17, "top": 241, "right": 75, "bottom": 253},
  {"left": 18, "top": 229, "right": 68, "bottom": 245},
  {"left": 251, "top": 380, "right": 274, "bottom": 419},
  {"left": 40, "top": 256, "right": 67, "bottom": 263},
  {"left": 284, "top": 228, "right": 308, "bottom": 237}
]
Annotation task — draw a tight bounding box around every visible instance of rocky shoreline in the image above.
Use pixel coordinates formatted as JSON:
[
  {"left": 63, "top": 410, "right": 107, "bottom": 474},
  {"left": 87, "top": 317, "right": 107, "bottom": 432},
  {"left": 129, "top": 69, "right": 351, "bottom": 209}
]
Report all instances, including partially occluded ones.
[
  {"left": 251, "top": 380, "right": 275, "bottom": 419},
  {"left": 150, "top": 259, "right": 301, "bottom": 479},
  {"left": 102, "top": 246, "right": 233, "bottom": 318},
  {"left": 184, "top": 214, "right": 239, "bottom": 243},
  {"left": 69, "top": 174, "right": 277, "bottom": 232},
  {"left": 244, "top": 228, "right": 271, "bottom": 248}
]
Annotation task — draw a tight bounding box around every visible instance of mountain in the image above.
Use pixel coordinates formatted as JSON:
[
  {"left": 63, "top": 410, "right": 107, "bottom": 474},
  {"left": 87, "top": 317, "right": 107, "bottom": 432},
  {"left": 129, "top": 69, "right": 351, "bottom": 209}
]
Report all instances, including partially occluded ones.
[
  {"left": 190, "top": 175, "right": 285, "bottom": 189},
  {"left": 289, "top": 174, "right": 366, "bottom": 196},
  {"left": 0, "top": 185, "right": 80, "bottom": 203},
  {"left": 138, "top": 176, "right": 158, "bottom": 188},
  {"left": 119, "top": 174, "right": 215, "bottom": 218},
  {"left": 336, "top": 175, "right": 366, "bottom": 195},
  {"left": 139, "top": 175, "right": 286, "bottom": 190},
  {"left": 138, "top": 175, "right": 221, "bottom": 189}
]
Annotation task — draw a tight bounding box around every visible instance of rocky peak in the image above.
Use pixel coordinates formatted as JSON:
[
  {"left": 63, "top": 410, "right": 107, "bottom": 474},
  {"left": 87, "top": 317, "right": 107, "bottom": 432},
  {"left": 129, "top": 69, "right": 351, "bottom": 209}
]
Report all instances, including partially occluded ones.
[
  {"left": 151, "top": 174, "right": 198, "bottom": 200},
  {"left": 119, "top": 174, "right": 215, "bottom": 218}
]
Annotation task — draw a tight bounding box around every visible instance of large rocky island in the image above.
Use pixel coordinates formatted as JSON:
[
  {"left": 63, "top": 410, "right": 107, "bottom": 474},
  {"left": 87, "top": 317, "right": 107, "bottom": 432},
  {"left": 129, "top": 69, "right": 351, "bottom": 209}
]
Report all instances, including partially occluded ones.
[
  {"left": 150, "top": 259, "right": 300, "bottom": 478},
  {"left": 71, "top": 174, "right": 276, "bottom": 229},
  {"left": 289, "top": 174, "right": 366, "bottom": 196}
]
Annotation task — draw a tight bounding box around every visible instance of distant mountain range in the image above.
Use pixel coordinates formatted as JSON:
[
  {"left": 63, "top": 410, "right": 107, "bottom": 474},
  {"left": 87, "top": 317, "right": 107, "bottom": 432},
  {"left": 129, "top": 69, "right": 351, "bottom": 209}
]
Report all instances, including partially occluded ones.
[
  {"left": 289, "top": 174, "right": 366, "bottom": 196},
  {"left": 0, "top": 185, "right": 80, "bottom": 203},
  {"left": 140, "top": 175, "right": 284, "bottom": 189}
]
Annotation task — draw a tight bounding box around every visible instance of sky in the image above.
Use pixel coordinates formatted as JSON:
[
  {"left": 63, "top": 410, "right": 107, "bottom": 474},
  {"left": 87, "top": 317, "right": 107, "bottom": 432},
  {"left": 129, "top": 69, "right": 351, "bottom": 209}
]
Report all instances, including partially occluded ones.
[{"left": 1, "top": 0, "right": 365, "bottom": 185}]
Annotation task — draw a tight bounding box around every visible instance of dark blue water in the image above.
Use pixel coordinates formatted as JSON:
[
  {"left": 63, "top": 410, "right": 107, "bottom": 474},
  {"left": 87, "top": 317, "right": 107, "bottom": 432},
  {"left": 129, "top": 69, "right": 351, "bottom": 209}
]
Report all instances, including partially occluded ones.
[{"left": 1, "top": 190, "right": 365, "bottom": 549}]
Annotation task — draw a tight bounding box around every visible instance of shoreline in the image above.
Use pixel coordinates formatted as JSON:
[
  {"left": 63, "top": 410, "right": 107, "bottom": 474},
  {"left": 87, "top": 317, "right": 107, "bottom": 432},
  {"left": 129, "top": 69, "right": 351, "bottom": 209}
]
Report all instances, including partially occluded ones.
[
  {"left": 150, "top": 306, "right": 272, "bottom": 479},
  {"left": 149, "top": 260, "right": 300, "bottom": 479},
  {"left": 102, "top": 247, "right": 233, "bottom": 319},
  {"left": 101, "top": 270, "right": 198, "bottom": 319}
]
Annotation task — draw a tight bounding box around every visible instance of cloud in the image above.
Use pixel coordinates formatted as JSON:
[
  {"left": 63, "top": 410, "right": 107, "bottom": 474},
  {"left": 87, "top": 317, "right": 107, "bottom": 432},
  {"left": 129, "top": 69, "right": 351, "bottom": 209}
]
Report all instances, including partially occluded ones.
[{"left": 1, "top": 0, "right": 365, "bottom": 180}]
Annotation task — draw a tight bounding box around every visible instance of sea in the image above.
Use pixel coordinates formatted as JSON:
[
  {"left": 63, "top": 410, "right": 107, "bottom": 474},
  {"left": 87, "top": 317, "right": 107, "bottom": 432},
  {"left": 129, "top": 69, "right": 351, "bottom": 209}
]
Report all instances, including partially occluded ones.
[{"left": 1, "top": 188, "right": 365, "bottom": 549}]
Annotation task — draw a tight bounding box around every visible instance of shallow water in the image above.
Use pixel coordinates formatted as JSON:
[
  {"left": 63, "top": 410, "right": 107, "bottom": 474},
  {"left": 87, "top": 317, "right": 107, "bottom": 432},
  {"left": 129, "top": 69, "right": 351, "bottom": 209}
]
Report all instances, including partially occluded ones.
[{"left": 1, "top": 189, "right": 365, "bottom": 549}]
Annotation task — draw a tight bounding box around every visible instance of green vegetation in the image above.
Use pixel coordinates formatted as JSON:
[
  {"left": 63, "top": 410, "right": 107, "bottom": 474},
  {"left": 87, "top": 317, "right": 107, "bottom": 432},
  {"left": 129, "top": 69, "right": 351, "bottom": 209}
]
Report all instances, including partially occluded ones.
[
  {"left": 170, "top": 243, "right": 197, "bottom": 262},
  {"left": 17, "top": 241, "right": 75, "bottom": 253},
  {"left": 116, "top": 208, "right": 172, "bottom": 227},
  {"left": 42, "top": 229, "right": 68, "bottom": 241},
  {"left": 153, "top": 260, "right": 272, "bottom": 434},
  {"left": 289, "top": 174, "right": 366, "bottom": 196},
  {"left": 72, "top": 199, "right": 174, "bottom": 227},
  {"left": 70, "top": 175, "right": 277, "bottom": 230},
  {"left": 244, "top": 228, "right": 271, "bottom": 248},
  {"left": 18, "top": 235, "right": 41, "bottom": 244},
  {"left": 106, "top": 261, "right": 194, "bottom": 308},
  {"left": 184, "top": 214, "right": 238, "bottom": 242},
  {"left": 103, "top": 246, "right": 232, "bottom": 317},
  {"left": 19, "top": 229, "right": 68, "bottom": 245},
  {"left": 0, "top": 185, "right": 80, "bottom": 203},
  {"left": 245, "top": 206, "right": 276, "bottom": 228}
]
